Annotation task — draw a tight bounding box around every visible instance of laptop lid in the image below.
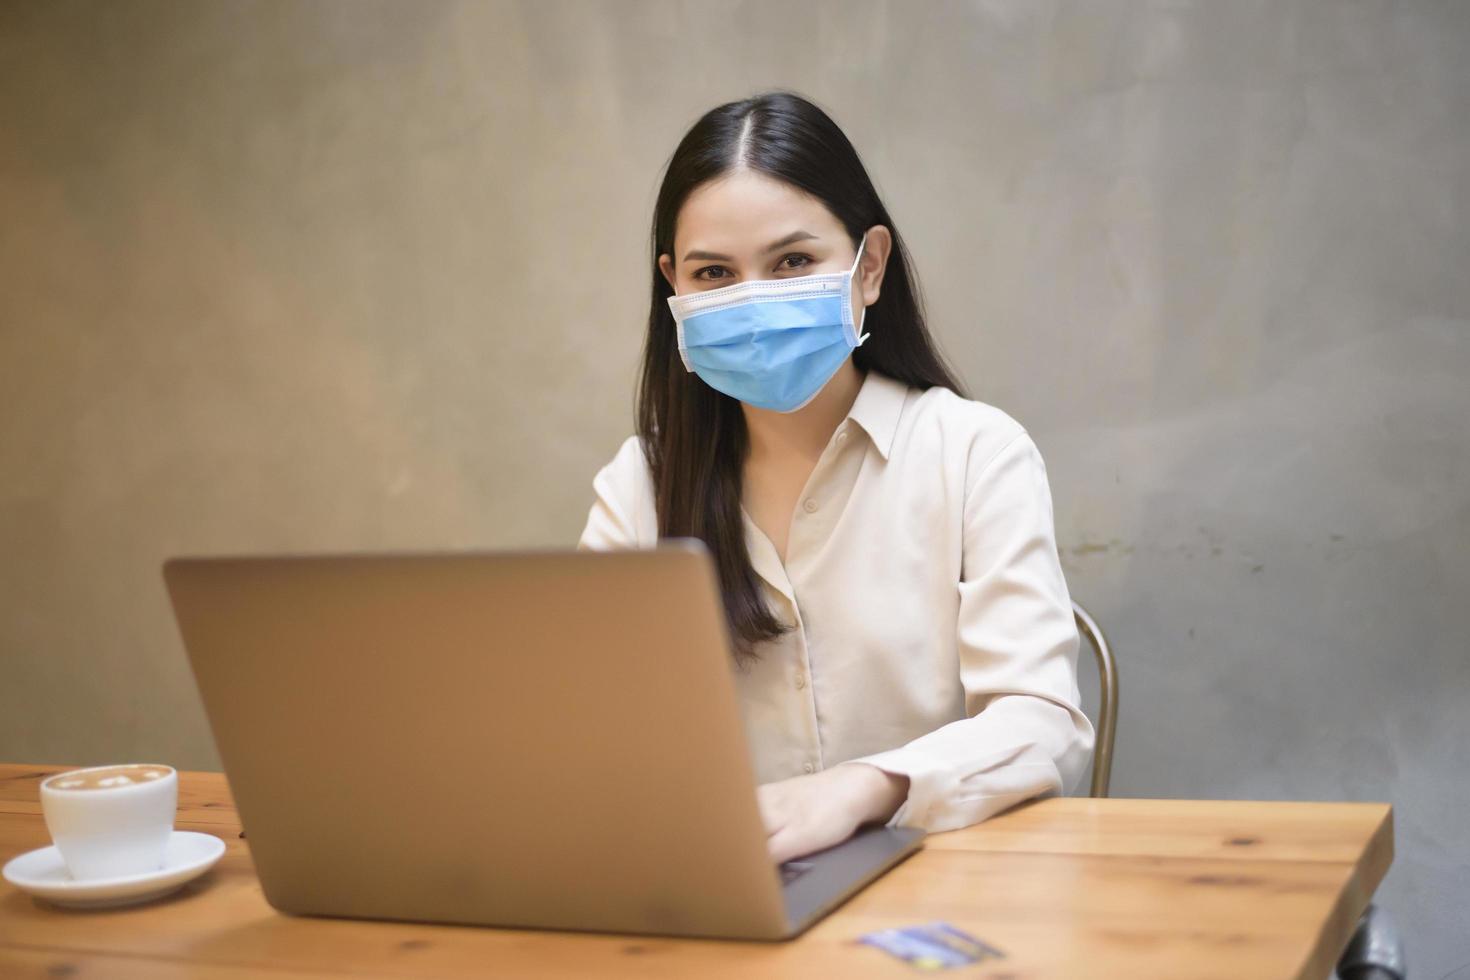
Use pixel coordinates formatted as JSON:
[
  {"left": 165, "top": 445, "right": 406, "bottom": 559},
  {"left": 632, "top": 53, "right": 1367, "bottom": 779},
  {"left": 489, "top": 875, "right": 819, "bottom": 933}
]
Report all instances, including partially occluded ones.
[{"left": 164, "top": 541, "right": 793, "bottom": 939}]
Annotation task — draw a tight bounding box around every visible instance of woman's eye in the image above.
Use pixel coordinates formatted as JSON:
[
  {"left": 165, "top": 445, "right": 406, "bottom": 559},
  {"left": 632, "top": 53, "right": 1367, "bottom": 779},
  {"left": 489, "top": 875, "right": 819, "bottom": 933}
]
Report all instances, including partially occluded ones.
[{"left": 692, "top": 255, "right": 809, "bottom": 282}]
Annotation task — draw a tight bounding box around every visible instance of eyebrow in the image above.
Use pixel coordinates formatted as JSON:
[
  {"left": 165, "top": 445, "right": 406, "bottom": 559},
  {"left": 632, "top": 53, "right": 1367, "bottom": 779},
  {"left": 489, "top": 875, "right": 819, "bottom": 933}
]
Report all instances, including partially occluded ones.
[{"left": 681, "top": 230, "right": 820, "bottom": 263}]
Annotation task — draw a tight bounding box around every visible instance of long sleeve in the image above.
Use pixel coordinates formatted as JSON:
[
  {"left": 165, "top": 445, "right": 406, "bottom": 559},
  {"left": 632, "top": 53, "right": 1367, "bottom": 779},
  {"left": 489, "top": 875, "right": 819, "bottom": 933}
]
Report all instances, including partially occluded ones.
[{"left": 839, "top": 431, "right": 1096, "bottom": 833}]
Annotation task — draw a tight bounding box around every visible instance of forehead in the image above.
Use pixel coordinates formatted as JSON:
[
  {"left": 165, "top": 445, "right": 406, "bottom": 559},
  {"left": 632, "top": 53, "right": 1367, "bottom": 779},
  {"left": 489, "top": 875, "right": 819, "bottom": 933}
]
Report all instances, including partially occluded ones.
[{"left": 673, "top": 170, "right": 843, "bottom": 253}]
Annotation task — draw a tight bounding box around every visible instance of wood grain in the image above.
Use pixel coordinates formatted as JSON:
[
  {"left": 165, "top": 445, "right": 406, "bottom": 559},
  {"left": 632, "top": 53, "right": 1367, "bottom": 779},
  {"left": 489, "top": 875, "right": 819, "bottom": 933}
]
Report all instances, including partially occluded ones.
[{"left": 0, "top": 763, "right": 1391, "bottom": 979}]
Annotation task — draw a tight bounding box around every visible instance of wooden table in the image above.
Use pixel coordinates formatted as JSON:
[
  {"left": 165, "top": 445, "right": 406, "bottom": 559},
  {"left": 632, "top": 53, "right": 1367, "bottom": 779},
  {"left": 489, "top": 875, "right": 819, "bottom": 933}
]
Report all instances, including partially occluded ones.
[{"left": 0, "top": 764, "right": 1391, "bottom": 979}]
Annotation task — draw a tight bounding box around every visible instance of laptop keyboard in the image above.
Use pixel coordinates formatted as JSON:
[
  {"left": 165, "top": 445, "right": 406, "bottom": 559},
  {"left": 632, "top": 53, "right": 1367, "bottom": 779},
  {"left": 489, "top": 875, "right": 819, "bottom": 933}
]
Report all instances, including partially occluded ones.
[{"left": 779, "top": 860, "right": 814, "bottom": 885}]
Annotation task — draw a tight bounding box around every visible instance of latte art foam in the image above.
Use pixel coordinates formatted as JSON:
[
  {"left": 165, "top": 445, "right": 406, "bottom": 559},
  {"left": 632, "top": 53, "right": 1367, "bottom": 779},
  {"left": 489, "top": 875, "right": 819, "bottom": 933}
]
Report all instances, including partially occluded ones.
[{"left": 45, "top": 764, "right": 173, "bottom": 791}]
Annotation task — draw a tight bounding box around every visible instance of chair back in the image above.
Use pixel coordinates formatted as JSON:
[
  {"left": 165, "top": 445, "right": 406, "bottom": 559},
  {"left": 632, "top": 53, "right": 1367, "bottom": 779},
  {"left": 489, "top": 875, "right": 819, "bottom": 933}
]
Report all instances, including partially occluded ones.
[{"left": 1073, "top": 600, "right": 1118, "bottom": 798}]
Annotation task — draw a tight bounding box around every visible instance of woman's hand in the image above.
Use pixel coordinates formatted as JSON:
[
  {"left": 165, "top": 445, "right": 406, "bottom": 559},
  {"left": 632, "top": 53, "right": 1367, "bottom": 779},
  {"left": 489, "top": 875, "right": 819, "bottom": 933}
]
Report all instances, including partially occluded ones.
[{"left": 757, "top": 762, "right": 910, "bottom": 865}]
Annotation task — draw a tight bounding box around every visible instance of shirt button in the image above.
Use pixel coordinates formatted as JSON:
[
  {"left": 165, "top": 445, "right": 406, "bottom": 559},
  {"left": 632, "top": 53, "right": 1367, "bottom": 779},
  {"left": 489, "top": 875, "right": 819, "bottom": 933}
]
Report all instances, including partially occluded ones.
[
  {"left": 803, "top": 762, "right": 815, "bottom": 774},
  {"left": 802, "top": 498, "right": 819, "bottom": 514},
  {"left": 837, "top": 431, "right": 849, "bottom": 444},
  {"left": 795, "top": 674, "right": 806, "bottom": 690}
]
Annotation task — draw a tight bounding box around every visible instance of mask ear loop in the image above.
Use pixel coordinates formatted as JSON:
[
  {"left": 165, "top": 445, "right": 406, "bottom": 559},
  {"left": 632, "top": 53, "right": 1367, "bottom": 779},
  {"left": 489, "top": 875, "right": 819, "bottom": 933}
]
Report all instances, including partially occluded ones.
[{"left": 851, "top": 233, "right": 870, "bottom": 346}]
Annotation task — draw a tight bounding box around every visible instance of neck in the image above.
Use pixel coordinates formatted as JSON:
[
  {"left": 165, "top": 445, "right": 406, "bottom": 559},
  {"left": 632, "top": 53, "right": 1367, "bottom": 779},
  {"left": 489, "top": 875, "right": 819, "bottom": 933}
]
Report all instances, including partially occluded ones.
[{"left": 742, "top": 361, "right": 865, "bottom": 463}]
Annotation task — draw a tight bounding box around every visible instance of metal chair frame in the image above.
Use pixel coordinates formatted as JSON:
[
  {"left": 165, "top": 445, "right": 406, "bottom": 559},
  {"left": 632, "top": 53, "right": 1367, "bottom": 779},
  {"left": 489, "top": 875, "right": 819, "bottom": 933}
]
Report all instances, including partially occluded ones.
[{"left": 1073, "top": 600, "right": 1118, "bottom": 798}]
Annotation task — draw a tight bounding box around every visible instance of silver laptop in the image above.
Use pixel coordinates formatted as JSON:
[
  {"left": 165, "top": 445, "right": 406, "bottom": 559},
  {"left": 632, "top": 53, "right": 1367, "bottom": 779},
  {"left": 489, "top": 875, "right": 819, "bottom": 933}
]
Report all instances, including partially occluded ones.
[{"left": 163, "top": 540, "right": 924, "bottom": 941}]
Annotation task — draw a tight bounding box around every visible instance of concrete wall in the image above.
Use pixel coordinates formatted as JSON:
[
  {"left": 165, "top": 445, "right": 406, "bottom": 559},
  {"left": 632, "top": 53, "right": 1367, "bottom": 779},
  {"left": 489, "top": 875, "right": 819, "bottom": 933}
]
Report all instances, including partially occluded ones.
[{"left": 2, "top": 1, "right": 1465, "bottom": 972}]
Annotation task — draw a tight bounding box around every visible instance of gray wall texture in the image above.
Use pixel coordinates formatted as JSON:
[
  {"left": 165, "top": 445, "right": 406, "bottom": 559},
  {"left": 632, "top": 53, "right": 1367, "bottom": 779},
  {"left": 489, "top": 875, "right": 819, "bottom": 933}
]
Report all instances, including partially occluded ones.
[{"left": 1, "top": 0, "right": 1466, "bottom": 973}]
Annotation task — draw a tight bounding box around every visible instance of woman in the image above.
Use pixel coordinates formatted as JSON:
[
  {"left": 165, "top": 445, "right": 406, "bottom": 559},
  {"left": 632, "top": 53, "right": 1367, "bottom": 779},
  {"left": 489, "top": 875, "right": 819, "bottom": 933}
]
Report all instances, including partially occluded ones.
[{"left": 578, "top": 91, "right": 1094, "bottom": 866}]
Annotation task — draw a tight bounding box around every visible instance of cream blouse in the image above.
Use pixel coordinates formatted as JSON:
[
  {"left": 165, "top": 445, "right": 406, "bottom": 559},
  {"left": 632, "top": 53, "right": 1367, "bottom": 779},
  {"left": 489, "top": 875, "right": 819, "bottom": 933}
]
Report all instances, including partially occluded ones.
[{"left": 576, "top": 369, "right": 1095, "bottom": 833}]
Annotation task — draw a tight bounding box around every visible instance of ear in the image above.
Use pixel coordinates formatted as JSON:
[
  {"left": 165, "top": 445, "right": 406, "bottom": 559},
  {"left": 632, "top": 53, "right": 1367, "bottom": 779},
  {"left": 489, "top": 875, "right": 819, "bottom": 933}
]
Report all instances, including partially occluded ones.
[
  {"left": 858, "top": 225, "right": 892, "bottom": 308},
  {"left": 658, "top": 253, "right": 677, "bottom": 293}
]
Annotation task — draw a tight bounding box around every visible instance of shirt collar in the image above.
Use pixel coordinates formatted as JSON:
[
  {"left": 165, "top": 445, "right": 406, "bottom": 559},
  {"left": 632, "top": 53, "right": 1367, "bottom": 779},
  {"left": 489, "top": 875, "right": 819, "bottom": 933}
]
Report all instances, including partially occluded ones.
[{"left": 846, "top": 369, "right": 909, "bottom": 461}]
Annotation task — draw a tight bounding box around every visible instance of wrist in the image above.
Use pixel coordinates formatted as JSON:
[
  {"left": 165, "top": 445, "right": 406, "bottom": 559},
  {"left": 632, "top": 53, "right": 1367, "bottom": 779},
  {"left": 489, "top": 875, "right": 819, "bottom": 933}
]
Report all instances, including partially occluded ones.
[{"left": 842, "top": 762, "right": 909, "bottom": 825}]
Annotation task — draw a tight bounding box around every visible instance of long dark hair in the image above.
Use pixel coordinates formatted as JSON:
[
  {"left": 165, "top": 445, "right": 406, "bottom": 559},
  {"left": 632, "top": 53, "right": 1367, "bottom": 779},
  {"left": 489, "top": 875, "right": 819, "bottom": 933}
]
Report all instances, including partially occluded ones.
[{"left": 637, "top": 91, "right": 966, "bottom": 664}]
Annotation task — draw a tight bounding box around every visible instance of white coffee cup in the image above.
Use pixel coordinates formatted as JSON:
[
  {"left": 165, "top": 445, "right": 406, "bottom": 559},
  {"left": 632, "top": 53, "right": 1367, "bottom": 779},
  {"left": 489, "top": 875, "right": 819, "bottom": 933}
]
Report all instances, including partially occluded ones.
[{"left": 39, "top": 764, "right": 178, "bottom": 880}]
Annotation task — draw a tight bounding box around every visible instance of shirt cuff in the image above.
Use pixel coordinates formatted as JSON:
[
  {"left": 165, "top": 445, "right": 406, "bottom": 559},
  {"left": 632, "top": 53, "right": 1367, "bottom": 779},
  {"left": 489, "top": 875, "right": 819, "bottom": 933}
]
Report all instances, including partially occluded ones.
[
  {"left": 839, "top": 746, "right": 952, "bottom": 829},
  {"left": 842, "top": 739, "right": 1065, "bottom": 833}
]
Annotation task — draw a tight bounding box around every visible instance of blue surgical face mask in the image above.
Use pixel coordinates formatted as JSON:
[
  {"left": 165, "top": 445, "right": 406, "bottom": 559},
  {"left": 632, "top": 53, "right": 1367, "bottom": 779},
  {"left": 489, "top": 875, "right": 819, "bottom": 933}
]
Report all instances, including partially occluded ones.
[{"left": 666, "top": 233, "right": 869, "bottom": 413}]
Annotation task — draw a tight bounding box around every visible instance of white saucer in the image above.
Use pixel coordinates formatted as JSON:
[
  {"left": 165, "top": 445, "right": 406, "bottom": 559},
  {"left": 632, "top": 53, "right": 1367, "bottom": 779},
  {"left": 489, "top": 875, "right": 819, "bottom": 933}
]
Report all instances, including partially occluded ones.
[{"left": 2, "top": 831, "right": 226, "bottom": 909}]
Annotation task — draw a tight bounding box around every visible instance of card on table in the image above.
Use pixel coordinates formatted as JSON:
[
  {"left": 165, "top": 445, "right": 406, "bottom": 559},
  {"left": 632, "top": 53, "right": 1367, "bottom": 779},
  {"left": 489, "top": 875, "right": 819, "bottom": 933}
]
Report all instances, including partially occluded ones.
[{"left": 855, "top": 921, "right": 1005, "bottom": 970}]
